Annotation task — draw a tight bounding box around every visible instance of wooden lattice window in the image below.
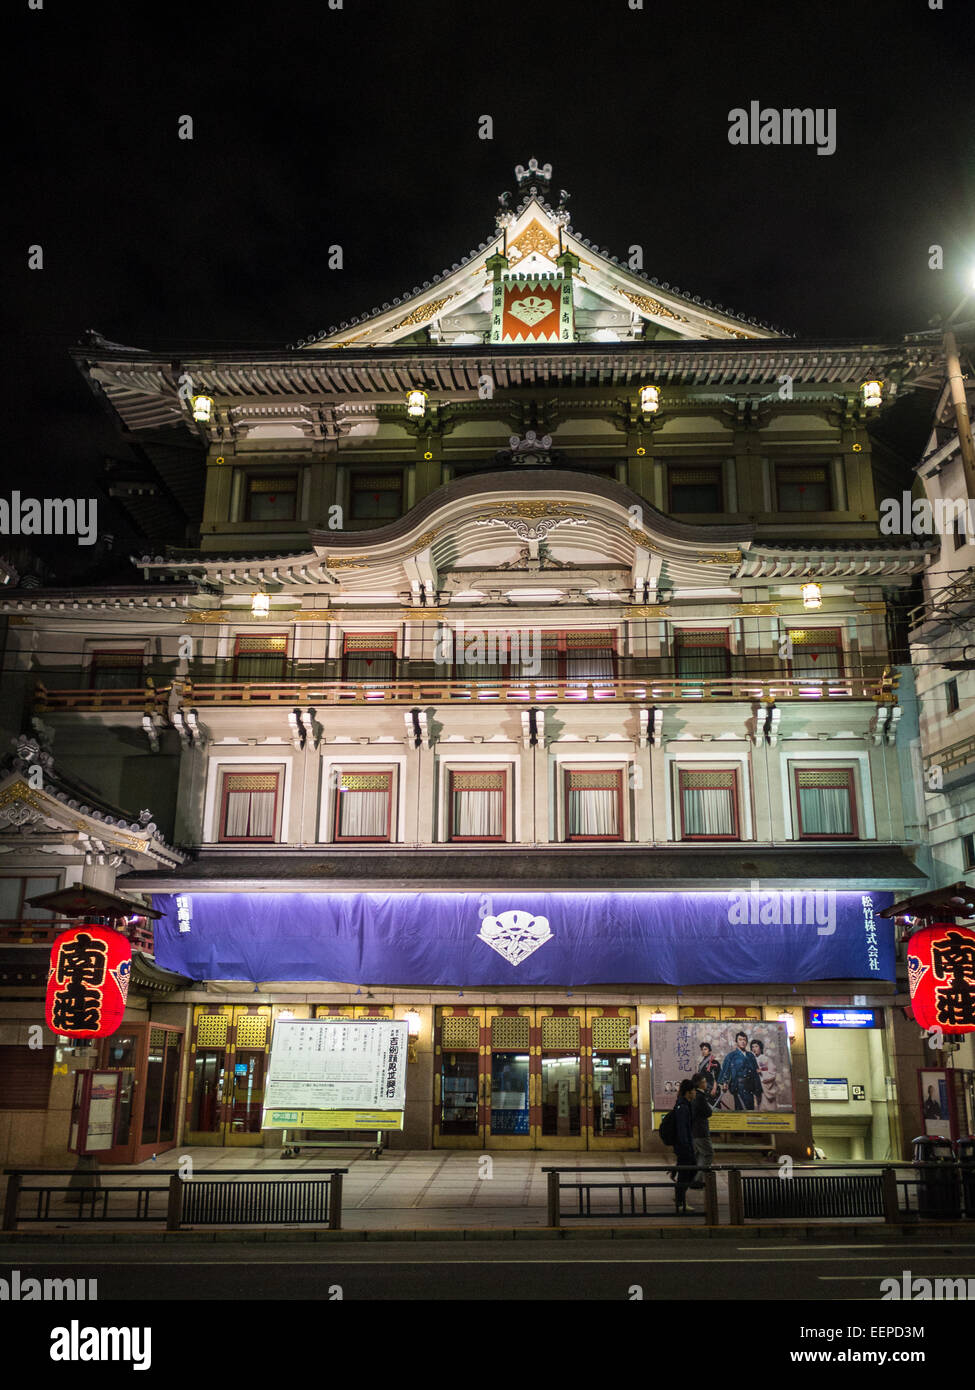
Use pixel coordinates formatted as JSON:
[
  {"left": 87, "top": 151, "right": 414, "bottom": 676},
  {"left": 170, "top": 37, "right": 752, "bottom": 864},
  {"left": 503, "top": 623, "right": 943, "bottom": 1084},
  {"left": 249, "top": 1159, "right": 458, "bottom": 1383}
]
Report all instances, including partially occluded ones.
[
  {"left": 564, "top": 768, "right": 623, "bottom": 841},
  {"left": 449, "top": 770, "right": 506, "bottom": 842},
  {"left": 334, "top": 771, "right": 393, "bottom": 842},
  {"left": 539, "top": 631, "right": 616, "bottom": 682},
  {"left": 233, "top": 633, "right": 288, "bottom": 681},
  {"left": 674, "top": 628, "right": 731, "bottom": 679},
  {"left": 795, "top": 767, "right": 858, "bottom": 839},
  {"left": 678, "top": 768, "right": 739, "bottom": 840},
  {"left": 220, "top": 771, "right": 280, "bottom": 842},
  {"left": 88, "top": 650, "right": 145, "bottom": 690},
  {"left": 342, "top": 632, "right": 397, "bottom": 681}
]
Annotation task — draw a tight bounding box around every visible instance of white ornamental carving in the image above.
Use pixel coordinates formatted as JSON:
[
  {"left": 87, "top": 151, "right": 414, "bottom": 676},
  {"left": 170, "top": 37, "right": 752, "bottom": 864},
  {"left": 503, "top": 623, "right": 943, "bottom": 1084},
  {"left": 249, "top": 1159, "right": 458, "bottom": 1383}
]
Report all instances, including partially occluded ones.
[
  {"left": 477, "top": 909, "right": 553, "bottom": 966},
  {"left": 0, "top": 800, "right": 42, "bottom": 827},
  {"left": 508, "top": 296, "right": 553, "bottom": 327}
]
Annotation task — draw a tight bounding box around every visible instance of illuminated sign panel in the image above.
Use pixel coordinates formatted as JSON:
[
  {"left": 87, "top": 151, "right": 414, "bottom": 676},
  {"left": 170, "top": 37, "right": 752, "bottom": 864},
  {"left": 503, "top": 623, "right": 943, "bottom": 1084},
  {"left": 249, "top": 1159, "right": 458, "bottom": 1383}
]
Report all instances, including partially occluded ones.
[{"left": 806, "top": 1008, "right": 879, "bottom": 1029}]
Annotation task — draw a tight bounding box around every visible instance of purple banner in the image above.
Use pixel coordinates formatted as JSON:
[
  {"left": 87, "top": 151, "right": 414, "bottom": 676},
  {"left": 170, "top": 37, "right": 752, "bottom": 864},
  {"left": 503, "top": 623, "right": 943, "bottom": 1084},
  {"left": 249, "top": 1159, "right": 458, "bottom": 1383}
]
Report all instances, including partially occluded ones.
[{"left": 151, "top": 889, "right": 895, "bottom": 986}]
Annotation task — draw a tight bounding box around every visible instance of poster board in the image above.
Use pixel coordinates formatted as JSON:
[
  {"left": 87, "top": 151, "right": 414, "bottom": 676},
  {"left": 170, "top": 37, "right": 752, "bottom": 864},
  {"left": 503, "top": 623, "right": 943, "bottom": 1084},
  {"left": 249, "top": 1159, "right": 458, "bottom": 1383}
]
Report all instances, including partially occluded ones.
[
  {"left": 262, "top": 1018, "right": 407, "bottom": 1131},
  {"left": 651, "top": 1019, "right": 796, "bottom": 1132},
  {"left": 70, "top": 1070, "right": 121, "bottom": 1153}
]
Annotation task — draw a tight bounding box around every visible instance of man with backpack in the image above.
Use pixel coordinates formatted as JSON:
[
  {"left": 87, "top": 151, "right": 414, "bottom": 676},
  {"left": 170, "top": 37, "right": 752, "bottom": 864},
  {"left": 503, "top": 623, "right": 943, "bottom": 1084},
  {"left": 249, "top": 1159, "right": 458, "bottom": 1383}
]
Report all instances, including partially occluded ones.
[{"left": 660, "top": 1077, "right": 699, "bottom": 1213}]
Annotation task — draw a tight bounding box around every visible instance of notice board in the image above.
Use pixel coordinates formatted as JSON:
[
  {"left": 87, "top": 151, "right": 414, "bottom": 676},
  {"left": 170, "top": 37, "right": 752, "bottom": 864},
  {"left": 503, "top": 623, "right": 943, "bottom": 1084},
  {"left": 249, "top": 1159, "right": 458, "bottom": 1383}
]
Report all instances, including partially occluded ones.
[{"left": 262, "top": 1018, "right": 407, "bottom": 1131}]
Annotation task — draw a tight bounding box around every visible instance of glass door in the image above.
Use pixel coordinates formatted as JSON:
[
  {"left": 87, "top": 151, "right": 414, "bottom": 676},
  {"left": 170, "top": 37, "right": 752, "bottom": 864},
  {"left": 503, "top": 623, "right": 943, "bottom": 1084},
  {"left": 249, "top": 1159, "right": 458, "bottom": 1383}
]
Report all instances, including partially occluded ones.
[
  {"left": 226, "top": 1006, "right": 271, "bottom": 1146},
  {"left": 538, "top": 1007, "right": 585, "bottom": 1149},
  {"left": 186, "top": 1006, "right": 232, "bottom": 1145},
  {"left": 435, "top": 1005, "right": 486, "bottom": 1148},
  {"left": 587, "top": 1007, "right": 639, "bottom": 1149},
  {"left": 486, "top": 1007, "right": 533, "bottom": 1149},
  {"left": 96, "top": 1031, "right": 141, "bottom": 1162},
  {"left": 185, "top": 1005, "right": 271, "bottom": 1145}
]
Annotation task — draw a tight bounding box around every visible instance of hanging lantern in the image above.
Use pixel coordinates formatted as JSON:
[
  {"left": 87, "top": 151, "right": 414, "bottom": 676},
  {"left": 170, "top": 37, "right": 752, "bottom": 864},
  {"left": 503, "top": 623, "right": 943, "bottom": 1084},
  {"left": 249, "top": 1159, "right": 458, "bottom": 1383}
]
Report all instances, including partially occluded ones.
[
  {"left": 907, "top": 923, "right": 975, "bottom": 1033},
  {"left": 406, "top": 389, "right": 428, "bottom": 419},
  {"left": 861, "top": 380, "right": 883, "bottom": 409},
  {"left": 45, "top": 925, "right": 132, "bottom": 1040},
  {"left": 191, "top": 394, "right": 214, "bottom": 423},
  {"left": 802, "top": 582, "right": 822, "bottom": 610},
  {"left": 250, "top": 591, "right": 270, "bottom": 618},
  {"left": 639, "top": 384, "right": 660, "bottom": 416}
]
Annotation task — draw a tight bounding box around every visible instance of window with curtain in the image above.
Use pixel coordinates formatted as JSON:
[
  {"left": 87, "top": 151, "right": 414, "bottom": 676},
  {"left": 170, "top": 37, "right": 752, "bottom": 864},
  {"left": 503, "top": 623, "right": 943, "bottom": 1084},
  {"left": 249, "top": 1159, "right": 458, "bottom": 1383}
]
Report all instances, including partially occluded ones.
[
  {"left": 795, "top": 768, "right": 857, "bottom": 838},
  {"left": 564, "top": 769, "right": 622, "bottom": 840},
  {"left": 538, "top": 632, "right": 616, "bottom": 683},
  {"left": 232, "top": 634, "right": 288, "bottom": 681},
  {"left": 449, "top": 771, "right": 506, "bottom": 841},
  {"left": 668, "top": 466, "right": 722, "bottom": 513},
  {"left": 220, "top": 772, "right": 279, "bottom": 841},
  {"left": 678, "top": 769, "right": 739, "bottom": 839},
  {"left": 350, "top": 472, "right": 404, "bottom": 521},
  {"left": 787, "top": 628, "right": 844, "bottom": 680},
  {"left": 334, "top": 771, "right": 393, "bottom": 841},
  {"left": 88, "top": 650, "right": 145, "bottom": 690},
  {"left": 674, "top": 629, "right": 731, "bottom": 680},
  {"left": 776, "top": 464, "right": 831, "bottom": 512},
  {"left": 245, "top": 475, "right": 297, "bottom": 521},
  {"left": 342, "top": 633, "right": 397, "bottom": 681}
]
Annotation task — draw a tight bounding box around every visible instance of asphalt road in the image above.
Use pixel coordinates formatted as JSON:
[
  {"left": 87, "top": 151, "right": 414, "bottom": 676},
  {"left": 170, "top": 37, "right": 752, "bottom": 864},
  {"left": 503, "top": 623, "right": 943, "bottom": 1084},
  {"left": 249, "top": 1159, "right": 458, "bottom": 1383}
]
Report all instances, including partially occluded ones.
[{"left": 4, "top": 1237, "right": 975, "bottom": 1301}]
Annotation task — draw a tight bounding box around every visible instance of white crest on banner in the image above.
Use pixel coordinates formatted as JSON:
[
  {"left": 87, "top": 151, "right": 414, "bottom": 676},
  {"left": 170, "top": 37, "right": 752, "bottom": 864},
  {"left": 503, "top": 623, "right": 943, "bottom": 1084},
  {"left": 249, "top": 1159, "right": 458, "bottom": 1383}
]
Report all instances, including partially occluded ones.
[{"left": 477, "top": 909, "right": 553, "bottom": 966}]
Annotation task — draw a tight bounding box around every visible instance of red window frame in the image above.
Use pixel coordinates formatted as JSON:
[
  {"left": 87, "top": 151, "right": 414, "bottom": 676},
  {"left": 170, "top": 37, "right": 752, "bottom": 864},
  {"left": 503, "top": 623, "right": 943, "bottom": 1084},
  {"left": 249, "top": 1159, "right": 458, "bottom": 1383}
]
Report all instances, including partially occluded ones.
[
  {"left": 244, "top": 475, "right": 298, "bottom": 521},
  {"left": 786, "top": 627, "right": 845, "bottom": 679},
  {"left": 674, "top": 628, "right": 731, "bottom": 678},
  {"left": 448, "top": 769, "right": 507, "bottom": 843},
  {"left": 563, "top": 768, "right": 624, "bottom": 842},
  {"left": 341, "top": 632, "right": 398, "bottom": 680},
  {"left": 88, "top": 649, "right": 145, "bottom": 689},
  {"left": 333, "top": 770, "right": 394, "bottom": 843},
  {"left": 677, "top": 768, "right": 740, "bottom": 841},
  {"left": 232, "top": 634, "right": 289, "bottom": 681},
  {"left": 219, "top": 771, "right": 280, "bottom": 843},
  {"left": 794, "top": 767, "right": 858, "bottom": 840}
]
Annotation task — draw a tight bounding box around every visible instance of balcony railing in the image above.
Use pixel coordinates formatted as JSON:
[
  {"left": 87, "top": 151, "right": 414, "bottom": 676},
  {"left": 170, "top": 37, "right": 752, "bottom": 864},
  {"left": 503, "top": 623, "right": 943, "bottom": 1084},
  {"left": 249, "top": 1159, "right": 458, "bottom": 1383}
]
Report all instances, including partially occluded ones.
[
  {"left": 924, "top": 732, "right": 975, "bottom": 778},
  {"left": 34, "top": 667, "right": 898, "bottom": 712}
]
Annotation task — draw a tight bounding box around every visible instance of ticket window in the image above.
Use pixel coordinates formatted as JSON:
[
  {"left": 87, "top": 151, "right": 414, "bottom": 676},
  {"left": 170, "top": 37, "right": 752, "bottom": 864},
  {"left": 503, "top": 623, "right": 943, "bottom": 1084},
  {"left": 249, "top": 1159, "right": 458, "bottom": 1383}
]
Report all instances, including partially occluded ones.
[
  {"left": 592, "top": 1053, "right": 634, "bottom": 1138},
  {"left": 102, "top": 1034, "right": 138, "bottom": 1146},
  {"left": 440, "top": 1053, "right": 480, "bottom": 1136}
]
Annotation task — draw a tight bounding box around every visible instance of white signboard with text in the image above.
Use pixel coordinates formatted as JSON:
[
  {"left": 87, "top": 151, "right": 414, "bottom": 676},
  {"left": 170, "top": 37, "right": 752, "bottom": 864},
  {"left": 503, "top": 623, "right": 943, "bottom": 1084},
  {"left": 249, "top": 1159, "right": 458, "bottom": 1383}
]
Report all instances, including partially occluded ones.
[{"left": 264, "top": 1018, "right": 407, "bottom": 1112}]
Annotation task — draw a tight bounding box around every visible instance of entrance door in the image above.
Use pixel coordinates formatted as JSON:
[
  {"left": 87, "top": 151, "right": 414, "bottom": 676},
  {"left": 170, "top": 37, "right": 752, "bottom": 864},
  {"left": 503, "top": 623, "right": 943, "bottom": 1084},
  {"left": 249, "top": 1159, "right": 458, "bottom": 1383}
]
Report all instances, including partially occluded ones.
[
  {"left": 185, "top": 1004, "right": 271, "bottom": 1146},
  {"left": 434, "top": 1005, "right": 639, "bottom": 1150}
]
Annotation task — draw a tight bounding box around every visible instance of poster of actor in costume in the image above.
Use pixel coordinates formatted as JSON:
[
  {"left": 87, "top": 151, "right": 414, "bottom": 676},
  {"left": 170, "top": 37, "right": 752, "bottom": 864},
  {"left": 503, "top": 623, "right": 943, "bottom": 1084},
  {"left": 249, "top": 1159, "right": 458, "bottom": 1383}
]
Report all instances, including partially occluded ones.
[{"left": 651, "top": 1020, "right": 795, "bottom": 1132}]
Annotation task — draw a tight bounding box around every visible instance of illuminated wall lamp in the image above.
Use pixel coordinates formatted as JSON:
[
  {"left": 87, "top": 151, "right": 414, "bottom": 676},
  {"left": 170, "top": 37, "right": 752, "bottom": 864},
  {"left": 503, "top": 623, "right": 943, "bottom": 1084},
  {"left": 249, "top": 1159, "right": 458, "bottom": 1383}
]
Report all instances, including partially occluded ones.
[
  {"left": 639, "top": 384, "right": 660, "bottom": 416},
  {"left": 251, "top": 591, "right": 270, "bottom": 618},
  {"left": 861, "top": 380, "right": 883, "bottom": 409},
  {"left": 650, "top": 1008, "right": 667, "bottom": 1022},
  {"left": 801, "top": 582, "right": 822, "bottom": 610},
  {"left": 406, "top": 388, "right": 428, "bottom": 419},
  {"left": 404, "top": 1007, "right": 421, "bottom": 1062},
  {"left": 191, "top": 394, "right": 214, "bottom": 423},
  {"left": 778, "top": 1009, "right": 797, "bottom": 1038}
]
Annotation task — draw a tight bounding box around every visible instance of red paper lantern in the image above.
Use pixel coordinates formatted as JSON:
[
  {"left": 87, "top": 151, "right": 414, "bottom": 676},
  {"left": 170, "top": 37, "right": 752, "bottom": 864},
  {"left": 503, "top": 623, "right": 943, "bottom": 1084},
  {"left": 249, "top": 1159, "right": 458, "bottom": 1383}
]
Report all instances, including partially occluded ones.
[
  {"left": 45, "top": 925, "right": 132, "bottom": 1039},
  {"left": 907, "top": 923, "right": 975, "bottom": 1033}
]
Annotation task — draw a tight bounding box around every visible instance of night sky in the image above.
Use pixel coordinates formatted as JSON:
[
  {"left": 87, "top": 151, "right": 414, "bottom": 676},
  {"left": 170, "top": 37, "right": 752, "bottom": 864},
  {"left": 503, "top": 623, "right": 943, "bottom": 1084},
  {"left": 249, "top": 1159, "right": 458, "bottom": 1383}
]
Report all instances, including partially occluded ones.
[{"left": 6, "top": 0, "right": 975, "bottom": 563}]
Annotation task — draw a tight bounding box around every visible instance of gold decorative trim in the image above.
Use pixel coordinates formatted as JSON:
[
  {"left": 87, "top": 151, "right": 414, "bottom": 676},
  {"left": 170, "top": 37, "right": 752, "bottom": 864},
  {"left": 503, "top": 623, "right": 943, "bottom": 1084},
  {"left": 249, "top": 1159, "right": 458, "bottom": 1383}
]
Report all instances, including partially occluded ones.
[
  {"left": 486, "top": 501, "right": 586, "bottom": 520},
  {"left": 293, "top": 610, "right": 331, "bottom": 622},
  {"left": 697, "top": 552, "right": 743, "bottom": 565},
  {"left": 395, "top": 294, "right": 456, "bottom": 328},
  {"left": 507, "top": 219, "right": 559, "bottom": 262},
  {"left": 858, "top": 602, "right": 886, "bottom": 613},
  {"left": 406, "top": 609, "right": 448, "bottom": 620},
  {"left": 733, "top": 603, "right": 780, "bottom": 616},
  {"left": 6, "top": 616, "right": 29, "bottom": 626},
  {"left": 185, "top": 611, "right": 230, "bottom": 624},
  {"left": 617, "top": 288, "right": 688, "bottom": 324},
  {"left": 629, "top": 529, "right": 661, "bottom": 553},
  {"left": 704, "top": 320, "right": 750, "bottom": 339},
  {"left": 412, "top": 529, "right": 440, "bottom": 551},
  {"left": 627, "top": 605, "right": 672, "bottom": 618},
  {"left": 325, "top": 557, "right": 369, "bottom": 570}
]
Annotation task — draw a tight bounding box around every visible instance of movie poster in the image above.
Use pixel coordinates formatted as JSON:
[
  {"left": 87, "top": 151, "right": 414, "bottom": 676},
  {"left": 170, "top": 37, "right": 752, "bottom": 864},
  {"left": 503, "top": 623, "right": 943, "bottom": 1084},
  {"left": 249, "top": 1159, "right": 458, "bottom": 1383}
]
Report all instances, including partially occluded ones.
[{"left": 651, "top": 1020, "right": 795, "bottom": 1132}]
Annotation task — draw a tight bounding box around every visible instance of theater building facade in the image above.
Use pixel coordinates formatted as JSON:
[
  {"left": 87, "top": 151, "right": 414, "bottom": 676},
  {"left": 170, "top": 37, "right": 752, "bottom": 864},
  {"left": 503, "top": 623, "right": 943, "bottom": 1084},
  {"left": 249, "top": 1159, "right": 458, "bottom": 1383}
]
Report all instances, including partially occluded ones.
[{"left": 0, "top": 164, "right": 948, "bottom": 1163}]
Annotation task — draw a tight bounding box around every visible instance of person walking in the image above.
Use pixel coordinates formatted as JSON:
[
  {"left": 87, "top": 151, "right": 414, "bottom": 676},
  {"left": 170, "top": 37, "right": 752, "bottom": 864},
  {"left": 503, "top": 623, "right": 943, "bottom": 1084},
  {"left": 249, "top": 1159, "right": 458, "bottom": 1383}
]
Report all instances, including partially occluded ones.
[
  {"left": 691, "top": 1070, "right": 713, "bottom": 1189},
  {"left": 672, "top": 1078, "right": 698, "bottom": 1213}
]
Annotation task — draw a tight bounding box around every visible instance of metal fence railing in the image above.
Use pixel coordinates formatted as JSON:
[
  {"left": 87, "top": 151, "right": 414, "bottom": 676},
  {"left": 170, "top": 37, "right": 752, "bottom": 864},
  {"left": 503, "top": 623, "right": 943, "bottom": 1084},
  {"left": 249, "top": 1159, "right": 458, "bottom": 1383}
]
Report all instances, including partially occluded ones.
[{"left": 2, "top": 1168, "right": 347, "bottom": 1232}]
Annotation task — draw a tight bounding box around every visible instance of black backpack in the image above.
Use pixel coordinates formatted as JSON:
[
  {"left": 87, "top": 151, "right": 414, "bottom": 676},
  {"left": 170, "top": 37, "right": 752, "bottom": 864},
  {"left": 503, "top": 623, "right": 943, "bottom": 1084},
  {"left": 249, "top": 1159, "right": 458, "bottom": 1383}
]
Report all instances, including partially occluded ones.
[{"left": 658, "top": 1104, "right": 677, "bottom": 1146}]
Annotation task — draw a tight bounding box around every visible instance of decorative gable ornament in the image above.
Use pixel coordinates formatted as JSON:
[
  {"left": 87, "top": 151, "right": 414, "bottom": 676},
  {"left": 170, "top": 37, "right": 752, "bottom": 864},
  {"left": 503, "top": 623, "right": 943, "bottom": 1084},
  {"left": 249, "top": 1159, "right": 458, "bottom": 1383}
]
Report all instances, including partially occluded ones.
[
  {"left": 907, "top": 924, "right": 975, "bottom": 1032},
  {"left": 45, "top": 925, "right": 132, "bottom": 1039},
  {"left": 477, "top": 909, "right": 553, "bottom": 967}
]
